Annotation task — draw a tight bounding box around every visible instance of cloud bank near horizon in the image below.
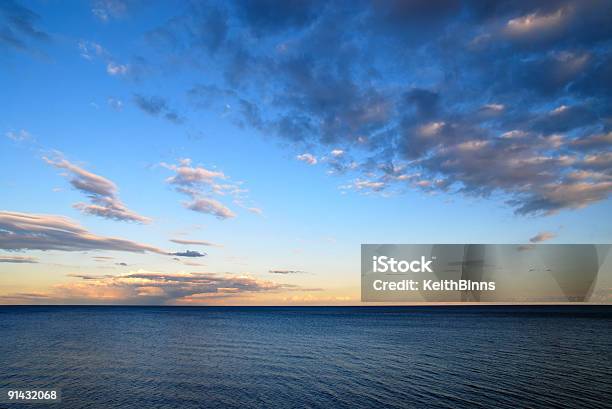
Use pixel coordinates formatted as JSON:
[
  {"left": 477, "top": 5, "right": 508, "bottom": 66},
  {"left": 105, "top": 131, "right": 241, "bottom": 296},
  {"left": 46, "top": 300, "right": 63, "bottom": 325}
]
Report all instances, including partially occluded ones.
[{"left": 0, "top": 270, "right": 318, "bottom": 305}]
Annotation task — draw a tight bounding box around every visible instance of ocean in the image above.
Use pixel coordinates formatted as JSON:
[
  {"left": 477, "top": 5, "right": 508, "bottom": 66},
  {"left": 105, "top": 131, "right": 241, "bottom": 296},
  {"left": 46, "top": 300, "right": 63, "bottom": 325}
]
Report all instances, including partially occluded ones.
[{"left": 1, "top": 306, "right": 611, "bottom": 408}]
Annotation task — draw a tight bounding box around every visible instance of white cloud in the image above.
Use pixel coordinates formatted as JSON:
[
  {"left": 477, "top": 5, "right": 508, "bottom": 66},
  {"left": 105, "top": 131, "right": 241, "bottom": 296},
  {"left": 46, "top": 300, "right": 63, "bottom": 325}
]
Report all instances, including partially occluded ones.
[
  {"left": 106, "top": 62, "right": 129, "bottom": 76},
  {"left": 297, "top": 153, "right": 317, "bottom": 165},
  {"left": 161, "top": 159, "right": 251, "bottom": 219}
]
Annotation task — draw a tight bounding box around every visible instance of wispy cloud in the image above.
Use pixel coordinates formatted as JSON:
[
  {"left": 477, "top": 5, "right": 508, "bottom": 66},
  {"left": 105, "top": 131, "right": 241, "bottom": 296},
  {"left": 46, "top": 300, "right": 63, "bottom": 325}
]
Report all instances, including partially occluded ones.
[
  {"left": 91, "top": 0, "right": 127, "bottom": 22},
  {"left": 78, "top": 40, "right": 105, "bottom": 60},
  {"left": 5, "top": 129, "right": 32, "bottom": 142},
  {"left": 44, "top": 153, "right": 151, "bottom": 224},
  {"left": 246, "top": 207, "right": 263, "bottom": 216},
  {"left": 0, "top": 255, "right": 38, "bottom": 263},
  {"left": 170, "top": 239, "right": 219, "bottom": 247},
  {"left": 0, "top": 0, "right": 50, "bottom": 52},
  {"left": 529, "top": 231, "right": 557, "bottom": 243},
  {"left": 268, "top": 270, "right": 307, "bottom": 275},
  {"left": 0, "top": 211, "right": 163, "bottom": 253},
  {"left": 77, "top": 39, "right": 130, "bottom": 77}
]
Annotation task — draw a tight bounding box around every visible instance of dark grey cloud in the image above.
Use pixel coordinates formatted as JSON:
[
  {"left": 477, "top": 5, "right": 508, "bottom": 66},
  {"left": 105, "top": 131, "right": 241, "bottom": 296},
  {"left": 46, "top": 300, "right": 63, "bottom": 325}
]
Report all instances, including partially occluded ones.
[
  {"left": 404, "top": 88, "right": 440, "bottom": 120},
  {"left": 133, "top": 94, "right": 184, "bottom": 124},
  {"left": 530, "top": 104, "right": 597, "bottom": 134},
  {"left": 570, "top": 132, "right": 612, "bottom": 152},
  {"left": 168, "top": 250, "right": 206, "bottom": 258},
  {"left": 146, "top": 0, "right": 612, "bottom": 216}
]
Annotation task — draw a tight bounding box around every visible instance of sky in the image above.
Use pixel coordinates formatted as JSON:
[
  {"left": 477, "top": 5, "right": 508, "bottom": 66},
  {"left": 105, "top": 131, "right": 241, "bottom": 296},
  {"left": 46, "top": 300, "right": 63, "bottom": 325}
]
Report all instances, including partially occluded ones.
[{"left": 1, "top": 0, "right": 611, "bottom": 305}]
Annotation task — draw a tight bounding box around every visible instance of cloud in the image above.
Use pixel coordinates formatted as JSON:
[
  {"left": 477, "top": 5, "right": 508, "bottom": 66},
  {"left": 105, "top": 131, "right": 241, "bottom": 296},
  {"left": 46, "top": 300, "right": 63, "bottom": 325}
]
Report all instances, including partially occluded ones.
[
  {"left": 133, "top": 94, "right": 184, "bottom": 124},
  {"left": 268, "top": 270, "right": 307, "bottom": 275},
  {"left": 340, "top": 178, "right": 387, "bottom": 193},
  {"left": 161, "top": 159, "right": 246, "bottom": 219},
  {"left": 0, "top": 255, "right": 37, "bottom": 263},
  {"left": 78, "top": 40, "right": 106, "bottom": 60},
  {"left": 0, "top": 0, "right": 50, "bottom": 52},
  {"left": 0, "top": 210, "right": 164, "bottom": 253},
  {"left": 106, "top": 62, "right": 129, "bottom": 75},
  {"left": 107, "top": 97, "right": 123, "bottom": 111},
  {"left": 67, "top": 273, "right": 113, "bottom": 280},
  {"left": 44, "top": 154, "right": 151, "bottom": 223},
  {"left": 246, "top": 207, "right": 263, "bottom": 215},
  {"left": 531, "top": 104, "right": 596, "bottom": 134},
  {"left": 5, "top": 129, "right": 32, "bottom": 141},
  {"left": 235, "top": 0, "right": 322, "bottom": 36},
  {"left": 570, "top": 131, "right": 612, "bottom": 151},
  {"left": 170, "top": 239, "right": 219, "bottom": 247},
  {"left": 140, "top": 1, "right": 612, "bottom": 215},
  {"left": 512, "top": 181, "right": 612, "bottom": 215},
  {"left": 296, "top": 153, "right": 317, "bottom": 165},
  {"left": 168, "top": 250, "right": 206, "bottom": 258},
  {"left": 47, "top": 270, "right": 307, "bottom": 304},
  {"left": 185, "top": 198, "right": 235, "bottom": 219},
  {"left": 0, "top": 293, "right": 50, "bottom": 302},
  {"left": 91, "top": 0, "right": 127, "bottom": 22},
  {"left": 505, "top": 8, "right": 569, "bottom": 38},
  {"left": 163, "top": 159, "right": 226, "bottom": 186},
  {"left": 529, "top": 231, "right": 557, "bottom": 243},
  {"left": 77, "top": 39, "right": 132, "bottom": 78}
]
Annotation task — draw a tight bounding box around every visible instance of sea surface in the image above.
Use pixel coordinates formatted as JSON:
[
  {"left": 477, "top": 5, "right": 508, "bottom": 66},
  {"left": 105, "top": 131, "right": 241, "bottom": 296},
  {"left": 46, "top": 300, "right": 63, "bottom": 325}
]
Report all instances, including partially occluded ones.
[{"left": 0, "top": 306, "right": 611, "bottom": 408}]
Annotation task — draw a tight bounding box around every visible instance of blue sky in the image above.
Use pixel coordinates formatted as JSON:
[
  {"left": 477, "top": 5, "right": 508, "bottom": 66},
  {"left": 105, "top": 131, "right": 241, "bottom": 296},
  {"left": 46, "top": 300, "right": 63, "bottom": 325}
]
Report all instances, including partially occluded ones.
[{"left": 1, "top": 0, "right": 611, "bottom": 304}]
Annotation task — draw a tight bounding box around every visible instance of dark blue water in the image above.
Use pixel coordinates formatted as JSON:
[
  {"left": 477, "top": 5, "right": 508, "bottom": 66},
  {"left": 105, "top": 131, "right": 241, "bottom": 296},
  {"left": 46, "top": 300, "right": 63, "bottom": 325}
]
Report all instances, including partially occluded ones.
[{"left": 1, "top": 306, "right": 611, "bottom": 408}]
